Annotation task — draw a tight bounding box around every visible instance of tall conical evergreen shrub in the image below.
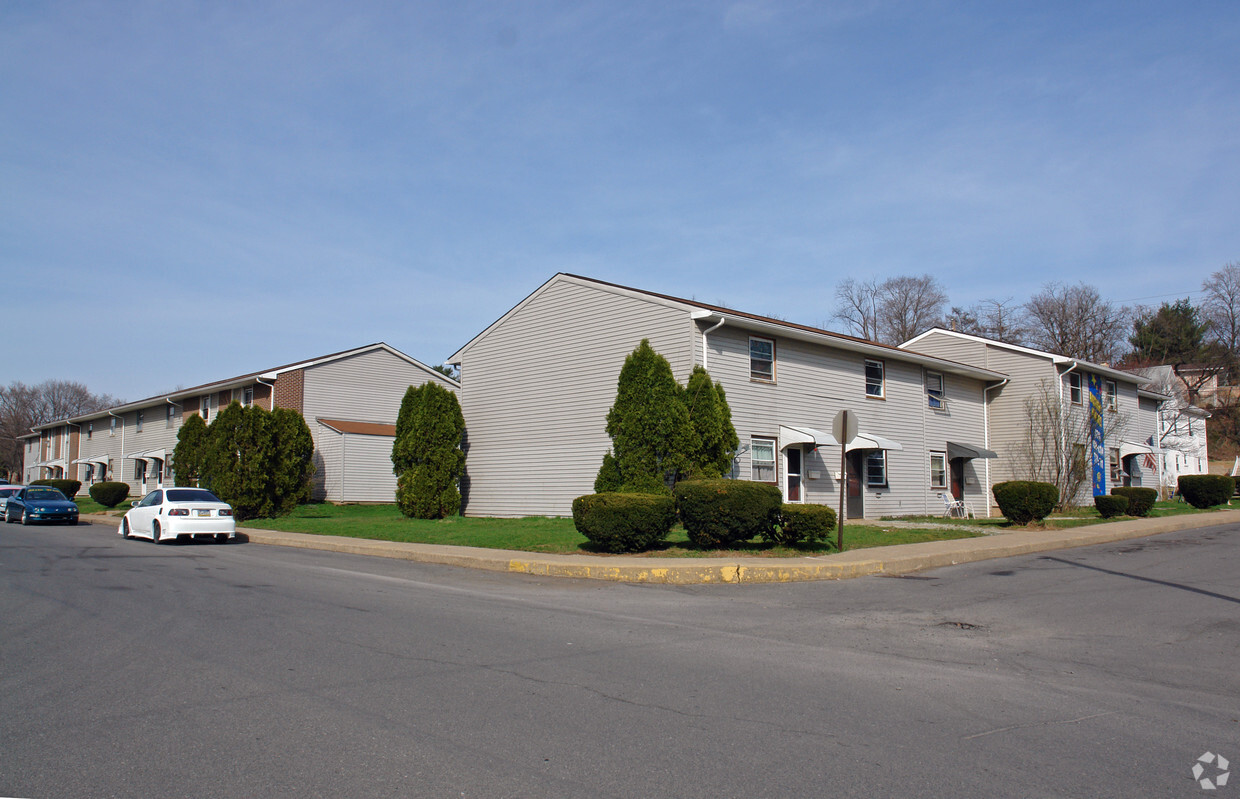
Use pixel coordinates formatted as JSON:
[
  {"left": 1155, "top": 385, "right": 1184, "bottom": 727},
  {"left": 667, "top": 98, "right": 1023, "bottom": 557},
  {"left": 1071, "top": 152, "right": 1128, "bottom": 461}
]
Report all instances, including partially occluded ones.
[
  {"left": 392, "top": 382, "right": 466, "bottom": 518},
  {"left": 172, "top": 412, "right": 209, "bottom": 487},
  {"left": 268, "top": 407, "right": 315, "bottom": 514},
  {"left": 199, "top": 401, "right": 316, "bottom": 520},
  {"left": 598, "top": 339, "right": 697, "bottom": 493},
  {"left": 682, "top": 365, "right": 739, "bottom": 478}
]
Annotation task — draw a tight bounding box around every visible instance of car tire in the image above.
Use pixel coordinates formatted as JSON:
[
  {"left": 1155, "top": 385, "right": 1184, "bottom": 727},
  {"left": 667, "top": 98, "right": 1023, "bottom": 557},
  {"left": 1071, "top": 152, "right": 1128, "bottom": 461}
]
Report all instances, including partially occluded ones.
[
  {"left": 215, "top": 533, "right": 229, "bottom": 543},
  {"left": 21, "top": 509, "right": 31, "bottom": 525},
  {"left": 152, "top": 521, "right": 163, "bottom": 544},
  {"left": 121, "top": 518, "right": 131, "bottom": 539}
]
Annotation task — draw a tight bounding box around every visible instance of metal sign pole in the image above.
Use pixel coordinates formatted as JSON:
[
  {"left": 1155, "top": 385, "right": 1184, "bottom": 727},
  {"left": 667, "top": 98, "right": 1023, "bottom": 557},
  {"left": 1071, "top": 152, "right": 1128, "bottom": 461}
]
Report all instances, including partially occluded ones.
[{"left": 837, "top": 410, "right": 847, "bottom": 552}]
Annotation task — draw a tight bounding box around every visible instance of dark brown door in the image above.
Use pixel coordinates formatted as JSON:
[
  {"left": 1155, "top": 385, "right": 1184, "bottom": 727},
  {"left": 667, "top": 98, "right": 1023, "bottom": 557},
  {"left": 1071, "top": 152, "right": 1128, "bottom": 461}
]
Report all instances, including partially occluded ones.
[{"left": 950, "top": 459, "right": 965, "bottom": 501}]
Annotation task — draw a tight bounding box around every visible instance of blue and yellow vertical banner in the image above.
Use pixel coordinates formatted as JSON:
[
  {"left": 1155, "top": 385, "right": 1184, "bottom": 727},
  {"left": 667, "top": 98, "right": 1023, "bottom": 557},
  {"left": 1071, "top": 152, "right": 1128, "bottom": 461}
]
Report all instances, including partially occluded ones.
[{"left": 1088, "top": 373, "right": 1105, "bottom": 496}]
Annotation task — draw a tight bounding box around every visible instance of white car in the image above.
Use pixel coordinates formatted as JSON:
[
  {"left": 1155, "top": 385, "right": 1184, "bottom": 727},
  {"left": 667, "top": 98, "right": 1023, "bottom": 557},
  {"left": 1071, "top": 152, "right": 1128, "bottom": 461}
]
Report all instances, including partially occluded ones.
[
  {"left": 120, "top": 488, "right": 235, "bottom": 543},
  {"left": 0, "top": 484, "right": 26, "bottom": 516}
]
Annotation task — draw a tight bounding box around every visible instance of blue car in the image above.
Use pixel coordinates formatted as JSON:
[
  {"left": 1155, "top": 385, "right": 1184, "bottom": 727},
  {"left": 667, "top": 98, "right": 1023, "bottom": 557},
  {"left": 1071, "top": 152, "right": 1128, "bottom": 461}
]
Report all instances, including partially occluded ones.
[{"left": 4, "top": 485, "right": 79, "bottom": 525}]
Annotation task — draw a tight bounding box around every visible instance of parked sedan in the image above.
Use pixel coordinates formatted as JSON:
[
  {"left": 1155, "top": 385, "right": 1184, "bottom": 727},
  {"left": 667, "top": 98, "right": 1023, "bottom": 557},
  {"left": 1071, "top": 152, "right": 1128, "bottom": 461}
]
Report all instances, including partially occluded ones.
[
  {"left": 0, "top": 484, "right": 26, "bottom": 516},
  {"left": 120, "top": 488, "right": 235, "bottom": 543},
  {"left": 4, "top": 486, "right": 79, "bottom": 525}
]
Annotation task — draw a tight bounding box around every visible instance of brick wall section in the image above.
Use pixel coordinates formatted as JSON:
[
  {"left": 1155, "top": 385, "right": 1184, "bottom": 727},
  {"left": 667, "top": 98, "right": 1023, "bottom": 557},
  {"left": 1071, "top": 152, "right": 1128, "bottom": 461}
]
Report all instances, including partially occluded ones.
[
  {"left": 274, "top": 370, "right": 304, "bottom": 412},
  {"left": 254, "top": 382, "right": 273, "bottom": 410}
]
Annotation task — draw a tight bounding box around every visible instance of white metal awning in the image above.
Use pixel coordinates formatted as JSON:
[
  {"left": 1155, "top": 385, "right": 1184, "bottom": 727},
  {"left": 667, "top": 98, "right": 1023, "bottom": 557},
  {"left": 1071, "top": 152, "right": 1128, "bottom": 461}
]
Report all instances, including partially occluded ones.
[
  {"left": 946, "top": 441, "right": 998, "bottom": 460},
  {"left": 124, "top": 448, "right": 167, "bottom": 462},
  {"left": 72, "top": 455, "right": 111, "bottom": 465},
  {"left": 1119, "top": 441, "right": 1154, "bottom": 459},
  {"left": 778, "top": 425, "right": 838, "bottom": 450},
  {"left": 38, "top": 458, "right": 67, "bottom": 470},
  {"left": 845, "top": 432, "right": 904, "bottom": 452}
]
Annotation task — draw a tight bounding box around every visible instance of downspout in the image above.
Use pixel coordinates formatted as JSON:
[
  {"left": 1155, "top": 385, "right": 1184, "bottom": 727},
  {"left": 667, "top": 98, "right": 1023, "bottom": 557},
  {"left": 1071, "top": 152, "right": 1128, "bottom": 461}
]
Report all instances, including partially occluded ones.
[
  {"left": 256, "top": 376, "right": 277, "bottom": 409},
  {"left": 983, "top": 378, "right": 1009, "bottom": 517},
  {"left": 700, "top": 317, "right": 726, "bottom": 370},
  {"left": 108, "top": 409, "right": 124, "bottom": 484}
]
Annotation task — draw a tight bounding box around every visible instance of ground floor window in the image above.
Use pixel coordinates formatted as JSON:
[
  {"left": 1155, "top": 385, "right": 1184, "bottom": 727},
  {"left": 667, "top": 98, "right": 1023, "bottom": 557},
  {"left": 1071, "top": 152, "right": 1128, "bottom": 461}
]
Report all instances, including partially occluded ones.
[
  {"left": 929, "top": 452, "right": 946, "bottom": 489},
  {"left": 751, "top": 438, "right": 776, "bottom": 482},
  {"left": 866, "top": 451, "right": 887, "bottom": 487}
]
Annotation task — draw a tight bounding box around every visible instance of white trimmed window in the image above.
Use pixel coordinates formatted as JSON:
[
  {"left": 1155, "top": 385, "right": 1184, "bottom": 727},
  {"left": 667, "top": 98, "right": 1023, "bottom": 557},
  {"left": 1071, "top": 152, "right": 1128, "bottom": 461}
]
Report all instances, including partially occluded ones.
[
  {"left": 1104, "top": 380, "right": 1118, "bottom": 411},
  {"left": 1068, "top": 372, "right": 1083, "bottom": 404},
  {"left": 242, "top": 386, "right": 254, "bottom": 407},
  {"left": 751, "top": 438, "right": 776, "bottom": 482},
  {"left": 929, "top": 452, "right": 947, "bottom": 489},
  {"left": 1109, "top": 447, "right": 1121, "bottom": 484},
  {"left": 201, "top": 396, "right": 211, "bottom": 420},
  {"left": 865, "top": 360, "right": 885, "bottom": 398},
  {"left": 86, "top": 422, "right": 92, "bottom": 440},
  {"left": 866, "top": 450, "right": 887, "bottom": 486},
  {"left": 750, "top": 337, "right": 775, "bottom": 382},
  {"left": 166, "top": 404, "right": 176, "bottom": 428},
  {"left": 110, "top": 417, "right": 117, "bottom": 436},
  {"left": 136, "top": 410, "right": 144, "bottom": 433},
  {"left": 926, "top": 372, "right": 944, "bottom": 409}
]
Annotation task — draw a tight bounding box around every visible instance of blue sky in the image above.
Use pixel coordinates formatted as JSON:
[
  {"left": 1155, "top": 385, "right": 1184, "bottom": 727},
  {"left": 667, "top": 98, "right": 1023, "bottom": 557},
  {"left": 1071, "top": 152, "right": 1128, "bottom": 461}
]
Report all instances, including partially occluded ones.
[{"left": 3, "top": 1, "right": 1238, "bottom": 401}]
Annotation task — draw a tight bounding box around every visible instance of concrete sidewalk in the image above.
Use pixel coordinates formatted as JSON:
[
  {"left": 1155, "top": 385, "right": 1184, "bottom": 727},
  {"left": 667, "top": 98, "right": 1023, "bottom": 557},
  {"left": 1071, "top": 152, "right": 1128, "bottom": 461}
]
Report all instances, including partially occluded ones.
[{"left": 83, "top": 510, "right": 1240, "bottom": 584}]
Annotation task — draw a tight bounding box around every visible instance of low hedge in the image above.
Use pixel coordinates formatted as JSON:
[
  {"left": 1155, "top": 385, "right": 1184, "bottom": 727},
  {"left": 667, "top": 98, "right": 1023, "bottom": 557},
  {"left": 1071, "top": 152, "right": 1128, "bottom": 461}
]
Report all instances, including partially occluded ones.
[
  {"left": 88, "top": 481, "right": 131, "bottom": 508},
  {"left": 1094, "top": 494, "right": 1129, "bottom": 519},
  {"left": 765, "top": 504, "right": 837, "bottom": 546},
  {"left": 1178, "top": 475, "right": 1235, "bottom": 509},
  {"left": 571, "top": 492, "right": 676, "bottom": 553},
  {"left": 33, "top": 479, "right": 81, "bottom": 498},
  {"left": 1110, "top": 487, "right": 1157, "bottom": 517},
  {"left": 674, "top": 479, "right": 782, "bottom": 548},
  {"left": 992, "top": 480, "right": 1058, "bottom": 524}
]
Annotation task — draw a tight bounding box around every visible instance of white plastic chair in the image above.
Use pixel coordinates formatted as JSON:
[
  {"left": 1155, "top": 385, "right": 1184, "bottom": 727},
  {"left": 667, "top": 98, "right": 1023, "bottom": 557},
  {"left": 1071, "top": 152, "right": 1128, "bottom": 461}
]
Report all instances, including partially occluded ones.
[{"left": 942, "top": 493, "right": 965, "bottom": 518}]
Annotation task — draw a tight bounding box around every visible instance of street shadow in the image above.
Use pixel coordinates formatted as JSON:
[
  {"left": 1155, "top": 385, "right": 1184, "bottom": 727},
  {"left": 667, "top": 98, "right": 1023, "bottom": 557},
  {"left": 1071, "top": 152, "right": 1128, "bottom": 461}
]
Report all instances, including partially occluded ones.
[{"left": 1040, "top": 556, "right": 1240, "bottom": 605}]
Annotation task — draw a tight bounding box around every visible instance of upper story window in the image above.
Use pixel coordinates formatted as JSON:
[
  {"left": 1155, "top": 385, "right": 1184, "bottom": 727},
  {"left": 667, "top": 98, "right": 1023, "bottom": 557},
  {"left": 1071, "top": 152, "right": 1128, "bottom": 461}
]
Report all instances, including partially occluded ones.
[
  {"left": 86, "top": 422, "right": 93, "bottom": 440},
  {"left": 926, "top": 371, "right": 944, "bottom": 409},
  {"left": 109, "top": 417, "right": 117, "bottom": 436},
  {"left": 751, "top": 438, "right": 776, "bottom": 482},
  {"left": 1104, "top": 380, "right": 1118, "bottom": 411},
  {"left": 1109, "top": 447, "right": 1122, "bottom": 484},
  {"left": 865, "top": 360, "right": 885, "bottom": 398},
  {"left": 749, "top": 337, "right": 775, "bottom": 382},
  {"left": 201, "top": 396, "right": 211, "bottom": 421},
  {"left": 167, "top": 404, "right": 177, "bottom": 428},
  {"left": 136, "top": 410, "right": 144, "bottom": 433},
  {"left": 241, "top": 386, "right": 254, "bottom": 407},
  {"left": 1068, "top": 372, "right": 1083, "bottom": 404}
]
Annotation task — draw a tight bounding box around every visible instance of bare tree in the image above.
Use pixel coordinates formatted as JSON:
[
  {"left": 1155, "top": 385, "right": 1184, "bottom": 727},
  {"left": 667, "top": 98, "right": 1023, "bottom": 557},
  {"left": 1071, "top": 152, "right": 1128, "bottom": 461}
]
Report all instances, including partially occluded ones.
[
  {"left": 834, "top": 274, "right": 948, "bottom": 345},
  {"left": 0, "top": 380, "right": 120, "bottom": 481},
  {"left": 1202, "top": 261, "right": 1240, "bottom": 356},
  {"left": 833, "top": 277, "right": 881, "bottom": 341},
  {"left": 1023, "top": 282, "right": 1129, "bottom": 362},
  {"left": 877, "top": 274, "right": 948, "bottom": 344},
  {"left": 976, "top": 297, "right": 1027, "bottom": 344},
  {"left": 1009, "top": 379, "right": 1128, "bottom": 509}
]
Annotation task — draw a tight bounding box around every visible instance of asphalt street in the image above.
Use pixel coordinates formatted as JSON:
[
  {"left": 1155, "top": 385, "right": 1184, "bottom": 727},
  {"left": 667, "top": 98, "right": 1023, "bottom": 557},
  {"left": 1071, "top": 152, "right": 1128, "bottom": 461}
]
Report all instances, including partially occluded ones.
[{"left": 3, "top": 520, "right": 1238, "bottom": 798}]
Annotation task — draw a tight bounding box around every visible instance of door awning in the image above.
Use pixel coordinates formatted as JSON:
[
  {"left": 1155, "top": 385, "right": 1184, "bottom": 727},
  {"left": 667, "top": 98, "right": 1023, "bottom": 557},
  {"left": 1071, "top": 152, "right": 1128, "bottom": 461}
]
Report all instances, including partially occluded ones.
[
  {"left": 845, "top": 433, "right": 904, "bottom": 452},
  {"left": 947, "top": 441, "right": 998, "bottom": 460},
  {"left": 125, "top": 448, "right": 167, "bottom": 462},
  {"left": 72, "top": 455, "right": 111, "bottom": 465},
  {"left": 1119, "top": 441, "right": 1154, "bottom": 459},
  {"left": 778, "top": 425, "right": 838, "bottom": 450}
]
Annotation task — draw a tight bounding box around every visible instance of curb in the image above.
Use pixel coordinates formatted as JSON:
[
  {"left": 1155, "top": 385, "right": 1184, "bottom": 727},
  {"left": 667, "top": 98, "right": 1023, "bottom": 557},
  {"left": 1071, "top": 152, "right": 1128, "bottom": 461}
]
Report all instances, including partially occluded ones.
[{"left": 203, "top": 510, "right": 1240, "bottom": 585}]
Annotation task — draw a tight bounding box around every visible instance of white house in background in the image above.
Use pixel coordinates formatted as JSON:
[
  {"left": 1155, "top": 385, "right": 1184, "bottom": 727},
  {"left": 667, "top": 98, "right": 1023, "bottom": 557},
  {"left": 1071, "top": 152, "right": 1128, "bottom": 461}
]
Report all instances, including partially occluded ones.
[
  {"left": 23, "top": 343, "right": 457, "bottom": 503},
  {"left": 1130, "top": 364, "right": 1211, "bottom": 495},
  {"left": 901, "top": 329, "right": 1167, "bottom": 508},
  {"left": 448, "top": 273, "right": 1007, "bottom": 519}
]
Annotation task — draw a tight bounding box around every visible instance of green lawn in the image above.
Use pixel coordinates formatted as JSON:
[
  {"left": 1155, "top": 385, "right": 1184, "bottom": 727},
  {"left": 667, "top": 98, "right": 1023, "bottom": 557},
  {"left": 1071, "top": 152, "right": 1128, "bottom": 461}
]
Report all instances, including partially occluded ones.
[
  {"left": 888, "top": 498, "right": 1240, "bottom": 530},
  {"left": 239, "top": 502, "right": 984, "bottom": 557}
]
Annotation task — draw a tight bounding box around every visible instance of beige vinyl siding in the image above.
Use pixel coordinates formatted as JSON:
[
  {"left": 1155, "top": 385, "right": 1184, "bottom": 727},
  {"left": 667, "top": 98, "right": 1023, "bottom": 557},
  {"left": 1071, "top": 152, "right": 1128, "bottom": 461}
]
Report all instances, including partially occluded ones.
[
  {"left": 458, "top": 278, "right": 694, "bottom": 517},
  {"left": 339, "top": 434, "right": 399, "bottom": 502},
  {"left": 302, "top": 348, "right": 456, "bottom": 502}
]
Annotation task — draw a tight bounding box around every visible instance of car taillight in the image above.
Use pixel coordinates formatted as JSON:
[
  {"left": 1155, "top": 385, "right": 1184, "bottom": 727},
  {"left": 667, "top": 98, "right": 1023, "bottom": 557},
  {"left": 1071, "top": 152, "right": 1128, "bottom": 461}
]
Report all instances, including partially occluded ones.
[
  {"left": 168, "top": 509, "right": 189, "bottom": 516},
  {"left": 218, "top": 509, "right": 233, "bottom": 516}
]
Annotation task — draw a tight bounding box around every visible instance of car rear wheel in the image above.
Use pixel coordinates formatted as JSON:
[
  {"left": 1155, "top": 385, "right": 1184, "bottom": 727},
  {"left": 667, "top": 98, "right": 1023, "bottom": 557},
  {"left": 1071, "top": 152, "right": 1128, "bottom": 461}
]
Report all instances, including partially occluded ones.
[
  {"left": 215, "top": 533, "right": 229, "bottom": 543},
  {"left": 121, "top": 518, "right": 132, "bottom": 539},
  {"left": 152, "top": 521, "right": 163, "bottom": 544}
]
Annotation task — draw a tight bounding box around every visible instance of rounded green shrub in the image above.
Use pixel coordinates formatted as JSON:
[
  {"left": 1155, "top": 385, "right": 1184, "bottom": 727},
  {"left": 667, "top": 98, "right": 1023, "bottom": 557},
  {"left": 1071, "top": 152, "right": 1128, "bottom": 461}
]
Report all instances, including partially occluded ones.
[
  {"left": 674, "top": 479, "right": 782, "bottom": 548},
  {"left": 992, "top": 480, "right": 1058, "bottom": 524},
  {"left": 572, "top": 493, "right": 675, "bottom": 553},
  {"left": 33, "top": 479, "right": 81, "bottom": 498},
  {"left": 1178, "top": 475, "right": 1235, "bottom": 509},
  {"left": 1110, "top": 487, "right": 1157, "bottom": 517},
  {"left": 766, "top": 504, "right": 837, "bottom": 546},
  {"left": 88, "top": 481, "right": 130, "bottom": 508},
  {"left": 1094, "top": 494, "right": 1129, "bottom": 519}
]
